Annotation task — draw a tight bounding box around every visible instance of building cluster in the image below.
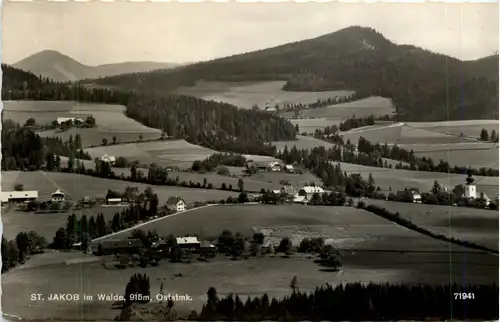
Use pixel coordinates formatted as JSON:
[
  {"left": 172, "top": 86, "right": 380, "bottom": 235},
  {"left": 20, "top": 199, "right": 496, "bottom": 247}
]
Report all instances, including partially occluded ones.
[
  {"left": 245, "top": 160, "right": 295, "bottom": 173},
  {"left": 0, "top": 189, "right": 66, "bottom": 205}
]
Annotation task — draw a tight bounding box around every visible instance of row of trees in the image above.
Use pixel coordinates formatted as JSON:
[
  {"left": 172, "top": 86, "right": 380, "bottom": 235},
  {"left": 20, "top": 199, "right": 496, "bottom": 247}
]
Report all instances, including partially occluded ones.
[
  {"left": 309, "top": 132, "right": 498, "bottom": 177},
  {"left": 1, "top": 231, "right": 47, "bottom": 273},
  {"left": 479, "top": 128, "right": 499, "bottom": 142},
  {"left": 281, "top": 91, "right": 371, "bottom": 113},
  {"left": 338, "top": 115, "right": 376, "bottom": 131},
  {"left": 51, "top": 187, "right": 161, "bottom": 250},
  {"left": 197, "top": 282, "right": 498, "bottom": 320}
]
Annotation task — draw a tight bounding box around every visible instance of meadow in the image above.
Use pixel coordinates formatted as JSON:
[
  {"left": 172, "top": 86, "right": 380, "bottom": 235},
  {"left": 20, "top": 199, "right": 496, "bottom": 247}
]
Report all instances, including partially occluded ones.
[
  {"left": 272, "top": 135, "right": 337, "bottom": 151},
  {"left": 2, "top": 204, "right": 497, "bottom": 320},
  {"left": 406, "top": 120, "right": 500, "bottom": 138},
  {"left": 3, "top": 101, "right": 161, "bottom": 147},
  {"left": 365, "top": 199, "right": 499, "bottom": 251},
  {"left": 298, "top": 96, "right": 395, "bottom": 120},
  {"left": 289, "top": 117, "right": 341, "bottom": 134},
  {"left": 176, "top": 80, "right": 354, "bottom": 109},
  {"left": 334, "top": 161, "right": 499, "bottom": 198}
]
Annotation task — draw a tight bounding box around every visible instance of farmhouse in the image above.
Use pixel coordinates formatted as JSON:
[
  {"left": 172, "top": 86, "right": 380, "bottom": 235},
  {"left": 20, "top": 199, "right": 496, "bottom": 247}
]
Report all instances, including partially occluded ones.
[
  {"left": 92, "top": 238, "right": 143, "bottom": 255},
  {"left": 99, "top": 154, "right": 116, "bottom": 164},
  {"left": 166, "top": 196, "right": 186, "bottom": 212},
  {"left": 268, "top": 161, "right": 283, "bottom": 172},
  {"left": 51, "top": 189, "right": 65, "bottom": 202},
  {"left": 176, "top": 236, "right": 200, "bottom": 250},
  {"left": 285, "top": 164, "right": 295, "bottom": 173},
  {"left": 294, "top": 185, "right": 325, "bottom": 204},
  {"left": 0, "top": 190, "right": 38, "bottom": 204}
]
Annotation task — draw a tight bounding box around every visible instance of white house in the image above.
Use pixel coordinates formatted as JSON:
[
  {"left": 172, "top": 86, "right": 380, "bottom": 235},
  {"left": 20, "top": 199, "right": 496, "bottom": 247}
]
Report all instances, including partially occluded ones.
[
  {"left": 0, "top": 191, "right": 38, "bottom": 204},
  {"left": 285, "top": 164, "right": 294, "bottom": 173},
  {"left": 411, "top": 191, "right": 422, "bottom": 204},
  {"left": 293, "top": 185, "right": 325, "bottom": 204},
  {"left": 107, "top": 198, "right": 122, "bottom": 205},
  {"left": 100, "top": 154, "right": 116, "bottom": 164},
  {"left": 166, "top": 196, "right": 186, "bottom": 212},
  {"left": 51, "top": 189, "right": 65, "bottom": 202}
]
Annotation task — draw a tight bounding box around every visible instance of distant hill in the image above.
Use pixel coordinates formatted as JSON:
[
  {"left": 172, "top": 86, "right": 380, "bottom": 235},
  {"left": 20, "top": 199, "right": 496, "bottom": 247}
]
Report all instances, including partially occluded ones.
[
  {"left": 12, "top": 50, "right": 179, "bottom": 82},
  {"left": 92, "top": 26, "right": 499, "bottom": 122}
]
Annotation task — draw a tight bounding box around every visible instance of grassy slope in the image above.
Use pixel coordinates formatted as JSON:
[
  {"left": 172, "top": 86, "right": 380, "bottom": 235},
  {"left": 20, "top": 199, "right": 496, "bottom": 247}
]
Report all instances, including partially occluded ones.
[{"left": 366, "top": 199, "right": 499, "bottom": 251}]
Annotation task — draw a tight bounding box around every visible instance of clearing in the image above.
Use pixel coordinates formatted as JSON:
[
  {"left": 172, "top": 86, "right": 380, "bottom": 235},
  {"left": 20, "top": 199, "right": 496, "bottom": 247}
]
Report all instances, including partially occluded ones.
[
  {"left": 3, "top": 101, "right": 161, "bottom": 147},
  {"left": 176, "top": 80, "right": 354, "bottom": 109}
]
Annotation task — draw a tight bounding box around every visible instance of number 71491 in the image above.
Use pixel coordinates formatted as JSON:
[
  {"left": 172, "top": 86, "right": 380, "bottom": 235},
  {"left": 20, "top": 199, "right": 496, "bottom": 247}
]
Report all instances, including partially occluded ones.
[{"left": 454, "top": 293, "right": 475, "bottom": 300}]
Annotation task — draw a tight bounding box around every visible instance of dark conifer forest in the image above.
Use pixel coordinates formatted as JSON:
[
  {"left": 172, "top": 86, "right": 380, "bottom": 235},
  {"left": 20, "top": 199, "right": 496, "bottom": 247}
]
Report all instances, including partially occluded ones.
[{"left": 89, "top": 26, "right": 499, "bottom": 121}]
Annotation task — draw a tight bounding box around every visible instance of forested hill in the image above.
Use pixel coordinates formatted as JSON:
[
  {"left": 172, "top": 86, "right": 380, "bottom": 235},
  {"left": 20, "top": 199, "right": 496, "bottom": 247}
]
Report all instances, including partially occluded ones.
[
  {"left": 1, "top": 64, "right": 296, "bottom": 155},
  {"left": 91, "top": 26, "right": 499, "bottom": 122}
]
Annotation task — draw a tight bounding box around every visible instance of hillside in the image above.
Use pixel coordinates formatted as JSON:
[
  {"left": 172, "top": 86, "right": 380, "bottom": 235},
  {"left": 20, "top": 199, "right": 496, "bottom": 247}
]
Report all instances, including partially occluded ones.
[
  {"left": 92, "top": 26, "right": 499, "bottom": 122},
  {"left": 1, "top": 66, "right": 296, "bottom": 155},
  {"left": 12, "top": 50, "right": 178, "bottom": 82}
]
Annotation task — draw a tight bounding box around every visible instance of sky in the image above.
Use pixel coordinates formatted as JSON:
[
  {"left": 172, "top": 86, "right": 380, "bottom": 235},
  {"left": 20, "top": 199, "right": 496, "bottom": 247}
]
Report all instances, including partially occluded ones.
[{"left": 2, "top": 1, "right": 499, "bottom": 65}]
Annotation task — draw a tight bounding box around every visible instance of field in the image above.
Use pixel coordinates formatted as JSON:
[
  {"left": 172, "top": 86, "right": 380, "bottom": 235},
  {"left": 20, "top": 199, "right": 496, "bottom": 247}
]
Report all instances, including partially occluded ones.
[
  {"left": 406, "top": 120, "right": 500, "bottom": 138},
  {"left": 335, "top": 162, "right": 499, "bottom": 198},
  {"left": 365, "top": 199, "right": 499, "bottom": 251},
  {"left": 272, "top": 135, "right": 336, "bottom": 151},
  {"left": 1, "top": 171, "right": 239, "bottom": 240},
  {"left": 333, "top": 122, "right": 498, "bottom": 169},
  {"left": 3, "top": 101, "right": 161, "bottom": 147},
  {"left": 176, "top": 80, "right": 354, "bottom": 110},
  {"left": 289, "top": 117, "right": 342, "bottom": 134},
  {"left": 2, "top": 204, "right": 498, "bottom": 320},
  {"left": 297, "top": 96, "right": 395, "bottom": 120}
]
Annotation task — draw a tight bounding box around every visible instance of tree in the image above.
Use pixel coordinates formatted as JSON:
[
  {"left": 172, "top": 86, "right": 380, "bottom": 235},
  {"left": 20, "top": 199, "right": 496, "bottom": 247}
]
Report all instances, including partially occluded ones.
[
  {"left": 102, "top": 138, "right": 108, "bottom": 146},
  {"left": 112, "top": 136, "right": 117, "bottom": 145},
  {"left": 277, "top": 237, "right": 292, "bottom": 255},
  {"left": 290, "top": 276, "right": 298, "bottom": 293},
  {"left": 237, "top": 178, "right": 245, "bottom": 192},
  {"left": 480, "top": 128, "right": 490, "bottom": 141},
  {"left": 24, "top": 118, "right": 36, "bottom": 127},
  {"left": 431, "top": 180, "right": 441, "bottom": 194},
  {"left": 295, "top": 124, "right": 300, "bottom": 133},
  {"left": 490, "top": 129, "right": 497, "bottom": 142},
  {"left": 14, "top": 184, "right": 24, "bottom": 191}
]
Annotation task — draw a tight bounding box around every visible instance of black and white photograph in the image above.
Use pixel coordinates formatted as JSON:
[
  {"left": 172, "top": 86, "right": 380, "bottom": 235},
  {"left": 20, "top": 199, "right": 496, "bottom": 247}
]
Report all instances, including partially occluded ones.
[{"left": 1, "top": 1, "right": 499, "bottom": 321}]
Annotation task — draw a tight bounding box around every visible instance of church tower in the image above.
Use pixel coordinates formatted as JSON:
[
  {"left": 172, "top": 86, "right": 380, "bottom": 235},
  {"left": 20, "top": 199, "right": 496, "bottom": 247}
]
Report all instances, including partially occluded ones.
[{"left": 465, "top": 170, "right": 476, "bottom": 199}]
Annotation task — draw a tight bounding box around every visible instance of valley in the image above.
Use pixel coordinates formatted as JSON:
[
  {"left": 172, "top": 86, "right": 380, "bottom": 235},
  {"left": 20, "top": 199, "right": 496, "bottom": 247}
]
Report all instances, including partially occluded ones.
[{"left": 1, "top": 21, "right": 499, "bottom": 322}]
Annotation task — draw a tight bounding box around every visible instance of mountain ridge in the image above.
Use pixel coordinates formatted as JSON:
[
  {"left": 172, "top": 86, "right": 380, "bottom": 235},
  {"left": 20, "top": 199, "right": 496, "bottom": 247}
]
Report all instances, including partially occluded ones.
[
  {"left": 91, "top": 26, "right": 499, "bottom": 122},
  {"left": 12, "top": 50, "right": 179, "bottom": 82}
]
